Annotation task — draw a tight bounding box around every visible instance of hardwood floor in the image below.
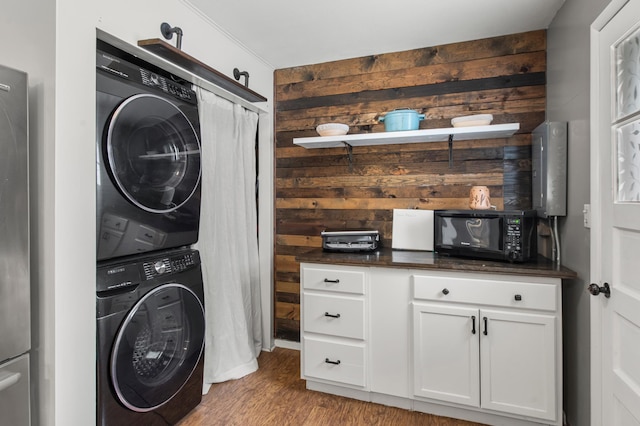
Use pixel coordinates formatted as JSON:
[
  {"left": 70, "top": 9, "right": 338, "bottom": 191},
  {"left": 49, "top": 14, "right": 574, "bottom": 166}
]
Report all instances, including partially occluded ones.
[{"left": 178, "top": 348, "right": 486, "bottom": 426}]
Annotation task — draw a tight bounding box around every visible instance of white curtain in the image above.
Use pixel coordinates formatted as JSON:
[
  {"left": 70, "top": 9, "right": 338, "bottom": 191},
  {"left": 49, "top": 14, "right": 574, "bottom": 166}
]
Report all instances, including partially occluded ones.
[{"left": 195, "top": 87, "right": 262, "bottom": 392}]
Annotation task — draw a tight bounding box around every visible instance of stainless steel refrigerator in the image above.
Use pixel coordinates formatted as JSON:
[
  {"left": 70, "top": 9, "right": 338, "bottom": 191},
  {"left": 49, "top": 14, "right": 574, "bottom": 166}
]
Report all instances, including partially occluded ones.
[{"left": 0, "top": 64, "right": 31, "bottom": 426}]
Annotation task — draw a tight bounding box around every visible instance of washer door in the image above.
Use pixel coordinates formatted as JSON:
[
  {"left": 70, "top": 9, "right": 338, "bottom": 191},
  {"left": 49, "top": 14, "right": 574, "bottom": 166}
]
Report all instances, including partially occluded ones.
[
  {"left": 111, "top": 283, "right": 205, "bottom": 412},
  {"left": 106, "top": 94, "right": 201, "bottom": 213}
]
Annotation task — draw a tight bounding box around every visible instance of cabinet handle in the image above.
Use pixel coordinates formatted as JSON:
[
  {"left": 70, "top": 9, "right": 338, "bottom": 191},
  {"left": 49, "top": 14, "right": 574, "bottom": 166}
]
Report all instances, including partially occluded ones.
[
  {"left": 442, "top": 288, "right": 450, "bottom": 295},
  {"left": 325, "top": 358, "right": 341, "bottom": 365},
  {"left": 324, "top": 312, "right": 341, "bottom": 318},
  {"left": 471, "top": 316, "right": 476, "bottom": 334},
  {"left": 324, "top": 278, "right": 340, "bottom": 284},
  {"left": 514, "top": 294, "right": 522, "bottom": 301},
  {"left": 483, "top": 316, "right": 488, "bottom": 335}
]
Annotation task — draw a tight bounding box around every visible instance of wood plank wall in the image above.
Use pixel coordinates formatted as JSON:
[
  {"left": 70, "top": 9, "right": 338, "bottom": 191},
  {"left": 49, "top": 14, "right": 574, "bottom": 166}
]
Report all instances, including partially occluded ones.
[{"left": 273, "top": 30, "right": 546, "bottom": 341}]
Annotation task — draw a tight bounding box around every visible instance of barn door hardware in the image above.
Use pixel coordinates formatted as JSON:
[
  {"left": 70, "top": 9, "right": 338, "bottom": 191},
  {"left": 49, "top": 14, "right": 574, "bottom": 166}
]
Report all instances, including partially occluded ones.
[{"left": 448, "top": 134, "right": 454, "bottom": 168}]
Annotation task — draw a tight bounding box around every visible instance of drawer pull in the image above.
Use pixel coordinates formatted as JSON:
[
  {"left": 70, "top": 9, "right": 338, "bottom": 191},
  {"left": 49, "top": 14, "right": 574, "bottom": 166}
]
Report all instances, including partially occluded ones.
[
  {"left": 483, "top": 316, "right": 488, "bottom": 336},
  {"left": 324, "top": 312, "right": 341, "bottom": 319},
  {"left": 324, "top": 278, "right": 340, "bottom": 284},
  {"left": 514, "top": 294, "right": 522, "bottom": 301},
  {"left": 325, "top": 358, "right": 341, "bottom": 365},
  {"left": 442, "top": 288, "right": 450, "bottom": 295},
  {"left": 471, "top": 316, "right": 476, "bottom": 335}
]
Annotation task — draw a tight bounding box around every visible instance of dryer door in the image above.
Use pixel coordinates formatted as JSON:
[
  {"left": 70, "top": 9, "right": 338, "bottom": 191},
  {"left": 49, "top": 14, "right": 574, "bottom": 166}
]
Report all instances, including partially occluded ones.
[
  {"left": 111, "top": 283, "right": 205, "bottom": 412},
  {"left": 106, "top": 94, "right": 201, "bottom": 214}
]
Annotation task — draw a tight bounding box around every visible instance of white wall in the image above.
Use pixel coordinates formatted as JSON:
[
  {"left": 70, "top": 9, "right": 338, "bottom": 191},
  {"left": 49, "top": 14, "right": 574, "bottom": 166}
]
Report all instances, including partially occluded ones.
[
  {"left": 6, "top": 0, "right": 274, "bottom": 424},
  {"left": 546, "top": 0, "right": 610, "bottom": 425}
]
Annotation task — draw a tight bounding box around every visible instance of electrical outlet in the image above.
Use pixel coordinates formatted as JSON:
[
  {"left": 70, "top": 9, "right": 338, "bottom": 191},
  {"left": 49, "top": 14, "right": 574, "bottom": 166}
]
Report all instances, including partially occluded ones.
[{"left": 583, "top": 204, "right": 591, "bottom": 228}]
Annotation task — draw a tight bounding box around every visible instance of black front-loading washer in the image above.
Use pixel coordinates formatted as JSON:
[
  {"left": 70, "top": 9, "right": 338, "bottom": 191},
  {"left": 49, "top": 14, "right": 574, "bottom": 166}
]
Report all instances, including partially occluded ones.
[
  {"left": 96, "top": 40, "right": 202, "bottom": 261},
  {"left": 96, "top": 248, "right": 205, "bottom": 425}
]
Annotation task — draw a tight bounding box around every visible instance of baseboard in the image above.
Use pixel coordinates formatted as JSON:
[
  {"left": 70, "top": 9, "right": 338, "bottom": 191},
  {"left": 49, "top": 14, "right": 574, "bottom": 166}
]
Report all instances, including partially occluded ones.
[{"left": 274, "top": 339, "right": 301, "bottom": 351}]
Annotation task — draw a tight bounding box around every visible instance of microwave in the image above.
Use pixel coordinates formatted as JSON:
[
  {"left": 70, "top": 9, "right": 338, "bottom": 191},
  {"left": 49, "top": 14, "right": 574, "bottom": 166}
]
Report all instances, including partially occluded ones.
[{"left": 434, "top": 210, "right": 537, "bottom": 262}]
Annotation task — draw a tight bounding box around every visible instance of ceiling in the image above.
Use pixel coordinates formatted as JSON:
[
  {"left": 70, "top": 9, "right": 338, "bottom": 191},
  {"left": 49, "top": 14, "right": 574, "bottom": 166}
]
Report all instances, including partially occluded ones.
[{"left": 186, "top": 0, "right": 566, "bottom": 69}]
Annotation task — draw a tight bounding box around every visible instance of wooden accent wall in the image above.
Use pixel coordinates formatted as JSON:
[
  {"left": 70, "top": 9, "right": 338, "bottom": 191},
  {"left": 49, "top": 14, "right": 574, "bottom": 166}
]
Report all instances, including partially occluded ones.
[{"left": 274, "top": 30, "right": 546, "bottom": 341}]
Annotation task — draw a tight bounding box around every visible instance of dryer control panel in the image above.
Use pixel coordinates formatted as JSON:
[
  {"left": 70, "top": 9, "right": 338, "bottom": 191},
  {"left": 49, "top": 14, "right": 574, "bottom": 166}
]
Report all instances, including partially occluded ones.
[
  {"left": 96, "top": 47, "right": 197, "bottom": 105},
  {"left": 139, "top": 69, "right": 194, "bottom": 102}
]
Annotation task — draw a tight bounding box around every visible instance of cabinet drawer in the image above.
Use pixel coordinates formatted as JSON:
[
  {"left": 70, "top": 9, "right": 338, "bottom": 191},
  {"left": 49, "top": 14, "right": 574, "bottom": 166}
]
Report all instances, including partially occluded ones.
[
  {"left": 302, "top": 264, "right": 366, "bottom": 294},
  {"left": 413, "top": 274, "right": 557, "bottom": 311},
  {"left": 303, "top": 293, "right": 365, "bottom": 339},
  {"left": 303, "top": 336, "right": 366, "bottom": 387}
]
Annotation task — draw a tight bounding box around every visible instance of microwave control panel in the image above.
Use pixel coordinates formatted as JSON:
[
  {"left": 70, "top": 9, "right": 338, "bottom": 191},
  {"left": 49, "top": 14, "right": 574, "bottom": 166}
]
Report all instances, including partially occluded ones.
[{"left": 505, "top": 218, "right": 524, "bottom": 260}]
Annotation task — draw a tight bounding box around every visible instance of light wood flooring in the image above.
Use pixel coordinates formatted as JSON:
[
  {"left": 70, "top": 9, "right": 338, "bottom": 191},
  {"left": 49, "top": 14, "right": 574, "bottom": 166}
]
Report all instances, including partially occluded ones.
[{"left": 178, "top": 347, "right": 486, "bottom": 426}]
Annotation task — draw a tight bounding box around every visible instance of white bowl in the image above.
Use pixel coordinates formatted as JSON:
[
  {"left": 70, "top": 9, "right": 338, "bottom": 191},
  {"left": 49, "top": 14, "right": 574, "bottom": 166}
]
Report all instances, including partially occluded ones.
[
  {"left": 316, "top": 123, "right": 349, "bottom": 136},
  {"left": 451, "top": 114, "right": 494, "bottom": 127}
]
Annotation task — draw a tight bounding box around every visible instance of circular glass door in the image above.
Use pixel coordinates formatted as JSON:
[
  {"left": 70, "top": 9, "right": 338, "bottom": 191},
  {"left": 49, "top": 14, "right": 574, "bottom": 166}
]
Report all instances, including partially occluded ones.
[
  {"left": 106, "top": 94, "right": 201, "bottom": 213},
  {"left": 111, "top": 283, "right": 205, "bottom": 412}
]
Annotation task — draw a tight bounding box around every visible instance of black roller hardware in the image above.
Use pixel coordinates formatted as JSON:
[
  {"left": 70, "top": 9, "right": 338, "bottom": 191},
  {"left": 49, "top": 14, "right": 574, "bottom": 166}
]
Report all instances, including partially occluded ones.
[
  {"left": 324, "top": 312, "right": 341, "bottom": 318},
  {"left": 325, "top": 358, "right": 341, "bottom": 365}
]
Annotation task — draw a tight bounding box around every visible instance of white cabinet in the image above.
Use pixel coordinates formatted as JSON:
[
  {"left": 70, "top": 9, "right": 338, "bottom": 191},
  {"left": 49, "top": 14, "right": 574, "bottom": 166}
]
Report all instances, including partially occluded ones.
[
  {"left": 300, "top": 262, "right": 563, "bottom": 426},
  {"left": 412, "top": 272, "right": 560, "bottom": 424},
  {"left": 300, "top": 263, "right": 368, "bottom": 389}
]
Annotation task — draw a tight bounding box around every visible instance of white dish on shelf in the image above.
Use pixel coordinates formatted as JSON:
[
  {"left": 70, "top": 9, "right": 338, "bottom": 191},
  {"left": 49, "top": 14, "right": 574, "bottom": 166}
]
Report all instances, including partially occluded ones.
[
  {"left": 316, "top": 123, "right": 349, "bottom": 136},
  {"left": 451, "top": 114, "right": 493, "bottom": 127}
]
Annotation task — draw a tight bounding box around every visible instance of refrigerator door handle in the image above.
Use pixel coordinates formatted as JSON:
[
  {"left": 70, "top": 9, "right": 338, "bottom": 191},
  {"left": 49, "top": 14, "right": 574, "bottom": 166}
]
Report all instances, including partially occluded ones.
[{"left": 0, "top": 371, "right": 21, "bottom": 393}]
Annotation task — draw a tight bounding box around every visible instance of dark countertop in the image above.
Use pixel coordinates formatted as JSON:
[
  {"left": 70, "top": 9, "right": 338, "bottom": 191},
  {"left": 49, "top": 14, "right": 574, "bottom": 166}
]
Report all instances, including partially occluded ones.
[{"left": 296, "top": 248, "right": 578, "bottom": 280}]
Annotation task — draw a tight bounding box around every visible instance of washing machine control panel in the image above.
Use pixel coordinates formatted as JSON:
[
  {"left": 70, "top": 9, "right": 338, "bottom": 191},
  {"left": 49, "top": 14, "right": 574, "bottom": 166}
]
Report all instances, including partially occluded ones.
[
  {"left": 170, "top": 253, "right": 197, "bottom": 272},
  {"left": 142, "top": 251, "right": 198, "bottom": 280}
]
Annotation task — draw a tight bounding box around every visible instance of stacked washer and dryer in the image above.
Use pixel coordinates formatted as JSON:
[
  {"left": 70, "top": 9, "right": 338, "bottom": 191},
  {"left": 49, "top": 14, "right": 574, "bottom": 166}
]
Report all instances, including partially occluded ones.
[{"left": 95, "top": 40, "right": 206, "bottom": 425}]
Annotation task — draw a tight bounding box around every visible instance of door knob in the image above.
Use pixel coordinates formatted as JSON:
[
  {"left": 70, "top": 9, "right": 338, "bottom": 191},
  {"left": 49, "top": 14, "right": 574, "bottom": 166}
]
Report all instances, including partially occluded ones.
[{"left": 588, "top": 282, "right": 611, "bottom": 298}]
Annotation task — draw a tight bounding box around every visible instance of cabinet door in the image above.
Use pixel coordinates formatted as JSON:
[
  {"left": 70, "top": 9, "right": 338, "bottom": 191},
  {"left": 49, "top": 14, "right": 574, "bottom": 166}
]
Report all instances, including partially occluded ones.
[
  {"left": 480, "top": 309, "right": 556, "bottom": 421},
  {"left": 413, "top": 303, "right": 480, "bottom": 407}
]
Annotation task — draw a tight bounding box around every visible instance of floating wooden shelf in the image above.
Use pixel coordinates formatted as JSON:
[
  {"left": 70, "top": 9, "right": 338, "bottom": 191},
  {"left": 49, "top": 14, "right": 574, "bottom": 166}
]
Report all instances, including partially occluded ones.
[
  {"left": 293, "top": 123, "right": 520, "bottom": 168},
  {"left": 293, "top": 123, "right": 520, "bottom": 149},
  {"left": 137, "top": 38, "right": 267, "bottom": 103}
]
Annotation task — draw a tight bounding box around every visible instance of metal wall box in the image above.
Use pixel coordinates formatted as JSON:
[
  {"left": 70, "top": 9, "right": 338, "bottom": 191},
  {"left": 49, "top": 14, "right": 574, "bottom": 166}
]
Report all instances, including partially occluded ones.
[{"left": 532, "top": 121, "right": 568, "bottom": 217}]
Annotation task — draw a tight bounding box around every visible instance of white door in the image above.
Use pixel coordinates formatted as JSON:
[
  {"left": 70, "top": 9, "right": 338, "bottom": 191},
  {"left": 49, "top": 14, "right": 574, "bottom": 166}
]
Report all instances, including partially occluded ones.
[
  {"left": 592, "top": 1, "right": 640, "bottom": 424},
  {"left": 480, "top": 309, "right": 556, "bottom": 421},
  {"left": 413, "top": 303, "right": 480, "bottom": 407}
]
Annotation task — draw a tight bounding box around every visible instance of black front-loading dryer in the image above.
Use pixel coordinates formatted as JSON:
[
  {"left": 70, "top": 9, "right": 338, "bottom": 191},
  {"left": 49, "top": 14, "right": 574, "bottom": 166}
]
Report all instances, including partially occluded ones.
[
  {"left": 97, "top": 248, "right": 205, "bottom": 425},
  {"left": 96, "top": 40, "right": 202, "bottom": 261}
]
